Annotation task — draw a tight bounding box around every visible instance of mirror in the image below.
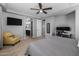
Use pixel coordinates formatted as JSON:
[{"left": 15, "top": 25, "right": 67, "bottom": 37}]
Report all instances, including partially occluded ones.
[{"left": 47, "top": 23, "right": 50, "bottom": 33}]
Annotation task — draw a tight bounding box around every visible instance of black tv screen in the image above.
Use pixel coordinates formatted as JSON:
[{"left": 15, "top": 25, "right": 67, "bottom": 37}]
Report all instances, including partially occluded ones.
[
  {"left": 7, "top": 17, "right": 22, "bottom": 26},
  {"left": 56, "top": 27, "right": 70, "bottom": 31}
]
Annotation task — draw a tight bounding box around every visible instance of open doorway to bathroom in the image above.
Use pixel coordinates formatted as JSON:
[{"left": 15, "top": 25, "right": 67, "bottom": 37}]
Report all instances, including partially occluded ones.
[{"left": 25, "top": 18, "right": 31, "bottom": 37}]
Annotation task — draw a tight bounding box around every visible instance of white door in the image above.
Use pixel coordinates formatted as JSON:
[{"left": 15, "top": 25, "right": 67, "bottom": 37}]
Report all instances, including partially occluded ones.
[{"left": 37, "top": 20, "right": 42, "bottom": 37}]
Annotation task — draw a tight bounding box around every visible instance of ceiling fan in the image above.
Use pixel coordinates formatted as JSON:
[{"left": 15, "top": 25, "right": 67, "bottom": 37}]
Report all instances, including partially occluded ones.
[{"left": 30, "top": 3, "right": 52, "bottom": 14}]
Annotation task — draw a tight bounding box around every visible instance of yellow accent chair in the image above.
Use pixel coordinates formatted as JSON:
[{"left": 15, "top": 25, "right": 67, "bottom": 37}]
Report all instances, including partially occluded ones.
[{"left": 3, "top": 32, "right": 20, "bottom": 46}]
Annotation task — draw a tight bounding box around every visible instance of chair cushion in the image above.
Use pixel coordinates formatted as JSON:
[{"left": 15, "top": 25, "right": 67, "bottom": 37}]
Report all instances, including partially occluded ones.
[{"left": 3, "top": 32, "right": 20, "bottom": 45}]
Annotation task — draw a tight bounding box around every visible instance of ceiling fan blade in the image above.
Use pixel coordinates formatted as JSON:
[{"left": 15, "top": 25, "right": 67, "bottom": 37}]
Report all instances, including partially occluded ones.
[
  {"left": 43, "top": 7, "right": 52, "bottom": 10},
  {"left": 38, "top": 3, "right": 42, "bottom": 9},
  {"left": 36, "top": 11, "right": 40, "bottom": 14},
  {"left": 43, "top": 10, "right": 47, "bottom": 14},
  {"left": 31, "top": 8, "right": 39, "bottom": 10}
]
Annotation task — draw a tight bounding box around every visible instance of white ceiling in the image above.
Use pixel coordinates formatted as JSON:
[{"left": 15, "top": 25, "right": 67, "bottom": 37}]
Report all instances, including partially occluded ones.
[{"left": 3, "top": 3, "right": 79, "bottom": 18}]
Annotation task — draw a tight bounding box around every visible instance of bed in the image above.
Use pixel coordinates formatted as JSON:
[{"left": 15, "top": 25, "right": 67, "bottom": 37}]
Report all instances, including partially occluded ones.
[{"left": 26, "top": 36, "right": 79, "bottom": 56}]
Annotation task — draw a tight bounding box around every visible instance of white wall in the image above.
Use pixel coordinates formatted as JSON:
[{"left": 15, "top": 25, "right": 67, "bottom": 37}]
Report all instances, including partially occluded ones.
[
  {"left": 45, "top": 16, "right": 67, "bottom": 36},
  {"left": 55, "top": 12, "right": 75, "bottom": 37},
  {"left": 0, "top": 7, "right": 3, "bottom": 48},
  {"left": 44, "top": 11, "right": 75, "bottom": 37},
  {"left": 66, "top": 12, "right": 75, "bottom": 37},
  {"left": 3, "top": 12, "right": 28, "bottom": 40},
  {"left": 55, "top": 15, "right": 67, "bottom": 27},
  {"left": 76, "top": 7, "right": 79, "bottom": 40}
]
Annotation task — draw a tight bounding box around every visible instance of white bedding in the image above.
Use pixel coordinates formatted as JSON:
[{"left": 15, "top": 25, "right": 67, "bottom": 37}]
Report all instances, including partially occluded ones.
[{"left": 26, "top": 36, "right": 79, "bottom": 56}]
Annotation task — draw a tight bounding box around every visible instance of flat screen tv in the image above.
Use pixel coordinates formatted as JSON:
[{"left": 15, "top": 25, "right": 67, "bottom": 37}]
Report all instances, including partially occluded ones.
[
  {"left": 7, "top": 17, "right": 22, "bottom": 26},
  {"left": 56, "top": 27, "right": 70, "bottom": 31}
]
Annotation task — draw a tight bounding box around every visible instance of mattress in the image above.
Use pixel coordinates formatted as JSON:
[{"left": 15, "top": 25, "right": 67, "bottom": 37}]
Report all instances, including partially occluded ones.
[{"left": 26, "top": 36, "right": 79, "bottom": 56}]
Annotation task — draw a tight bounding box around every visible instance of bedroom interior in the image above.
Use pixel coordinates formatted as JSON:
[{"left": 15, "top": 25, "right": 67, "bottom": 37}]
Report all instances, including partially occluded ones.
[{"left": 0, "top": 3, "right": 79, "bottom": 56}]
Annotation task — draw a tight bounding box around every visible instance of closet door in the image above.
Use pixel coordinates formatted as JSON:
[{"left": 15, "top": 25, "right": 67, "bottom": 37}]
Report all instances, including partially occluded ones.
[
  {"left": 32, "top": 19, "right": 37, "bottom": 38},
  {"left": 0, "top": 7, "right": 3, "bottom": 48},
  {"left": 37, "top": 20, "right": 42, "bottom": 37}
]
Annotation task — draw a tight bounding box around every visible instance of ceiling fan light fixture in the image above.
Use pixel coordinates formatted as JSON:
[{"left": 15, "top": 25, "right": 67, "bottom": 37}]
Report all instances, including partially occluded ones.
[
  {"left": 30, "top": 3, "right": 52, "bottom": 14},
  {"left": 40, "top": 9, "right": 43, "bottom": 13}
]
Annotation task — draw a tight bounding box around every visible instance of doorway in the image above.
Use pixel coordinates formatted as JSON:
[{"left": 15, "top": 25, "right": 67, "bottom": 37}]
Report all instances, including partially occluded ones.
[{"left": 26, "top": 30, "right": 30, "bottom": 36}]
